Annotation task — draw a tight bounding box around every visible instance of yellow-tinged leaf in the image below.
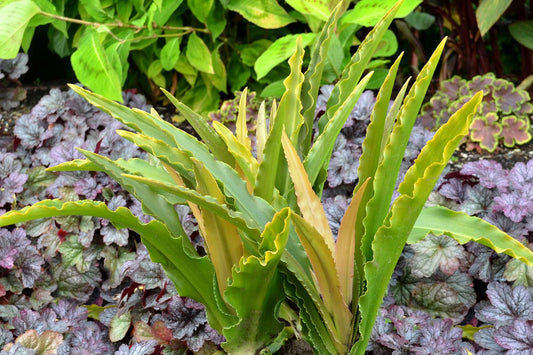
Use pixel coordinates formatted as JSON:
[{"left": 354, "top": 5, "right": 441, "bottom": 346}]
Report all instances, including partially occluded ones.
[
  {"left": 290, "top": 212, "right": 352, "bottom": 349},
  {"left": 191, "top": 158, "right": 244, "bottom": 295},
  {"left": 335, "top": 177, "right": 370, "bottom": 305},
  {"left": 256, "top": 101, "right": 267, "bottom": 163},
  {"left": 269, "top": 99, "right": 277, "bottom": 132},
  {"left": 281, "top": 131, "right": 335, "bottom": 254},
  {"left": 236, "top": 87, "right": 252, "bottom": 151}
]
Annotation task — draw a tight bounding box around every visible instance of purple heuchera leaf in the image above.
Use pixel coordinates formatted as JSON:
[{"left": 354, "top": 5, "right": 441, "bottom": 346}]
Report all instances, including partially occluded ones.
[
  {"left": 327, "top": 135, "right": 361, "bottom": 187},
  {"left": 0, "top": 172, "right": 28, "bottom": 207},
  {"left": 73, "top": 177, "right": 101, "bottom": 199},
  {"left": 476, "top": 282, "right": 533, "bottom": 324},
  {"left": 323, "top": 195, "right": 350, "bottom": 238},
  {"left": 493, "top": 320, "right": 533, "bottom": 351},
  {"left": 121, "top": 244, "right": 167, "bottom": 289},
  {"left": 473, "top": 327, "right": 506, "bottom": 352},
  {"left": 0, "top": 153, "right": 22, "bottom": 178},
  {"left": 410, "top": 318, "right": 463, "bottom": 354},
  {"left": 461, "top": 160, "right": 508, "bottom": 190},
  {"left": 409, "top": 234, "right": 467, "bottom": 277},
  {"left": 59, "top": 321, "right": 113, "bottom": 354},
  {"left": 493, "top": 190, "right": 533, "bottom": 222},
  {"left": 0, "top": 228, "right": 30, "bottom": 269},
  {"left": 13, "top": 114, "right": 46, "bottom": 149},
  {"left": 439, "top": 178, "right": 467, "bottom": 201},
  {"left": 114, "top": 340, "right": 158, "bottom": 355},
  {"left": 508, "top": 160, "right": 533, "bottom": 190},
  {"left": 14, "top": 245, "right": 44, "bottom": 288}
]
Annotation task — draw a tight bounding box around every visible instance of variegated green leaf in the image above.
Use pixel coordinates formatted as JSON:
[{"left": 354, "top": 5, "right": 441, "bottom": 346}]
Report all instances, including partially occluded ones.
[
  {"left": 223, "top": 208, "right": 291, "bottom": 353},
  {"left": 236, "top": 87, "right": 252, "bottom": 152},
  {"left": 410, "top": 206, "right": 533, "bottom": 266}
]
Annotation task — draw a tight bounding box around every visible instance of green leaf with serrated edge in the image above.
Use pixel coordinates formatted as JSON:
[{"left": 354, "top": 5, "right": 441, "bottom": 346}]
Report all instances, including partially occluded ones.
[
  {"left": 352, "top": 91, "right": 482, "bottom": 355},
  {"left": 320, "top": 0, "right": 402, "bottom": 133},
  {"left": 186, "top": 32, "right": 214, "bottom": 74},
  {"left": 409, "top": 206, "right": 533, "bottom": 266},
  {"left": 290, "top": 213, "right": 352, "bottom": 350},
  {"left": 69, "top": 86, "right": 270, "bottom": 231},
  {"left": 282, "top": 131, "right": 335, "bottom": 254},
  {"left": 78, "top": 149, "right": 187, "bottom": 237},
  {"left": 381, "top": 78, "right": 410, "bottom": 154},
  {"left": 0, "top": 199, "right": 232, "bottom": 331},
  {"left": 71, "top": 28, "right": 123, "bottom": 102},
  {"left": 223, "top": 208, "right": 290, "bottom": 353},
  {"left": 191, "top": 158, "right": 244, "bottom": 296},
  {"left": 48, "top": 159, "right": 103, "bottom": 171},
  {"left": 115, "top": 131, "right": 195, "bottom": 185},
  {"left": 161, "top": 88, "right": 234, "bottom": 167},
  {"left": 0, "top": 0, "right": 40, "bottom": 59},
  {"left": 476, "top": 0, "right": 513, "bottom": 36},
  {"left": 282, "top": 271, "right": 337, "bottom": 354},
  {"left": 254, "top": 33, "right": 316, "bottom": 80},
  {"left": 285, "top": 0, "right": 331, "bottom": 20},
  {"left": 300, "top": 4, "right": 343, "bottom": 155},
  {"left": 304, "top": 72, "right": 373, "bottom": 189},
  {"left": 227, "top": 0, "right": 294, "bottom": 29},
  {"left": 361, "top": 39, "right": 446, "bottom": 263},
  {"left": 212, "top": 121, "right": 258, "bottom": 185},
  {"left": 254, "top": 39, "right": 305, "bottom": 203},
  {"left": 120, "top": 173, "right": 261, "bottom": 249}
]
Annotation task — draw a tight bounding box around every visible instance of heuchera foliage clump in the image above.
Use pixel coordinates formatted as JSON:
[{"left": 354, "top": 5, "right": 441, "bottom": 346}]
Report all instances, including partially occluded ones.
[
  {"left": 0, "top": 86, "right": 222, "bottom": 353},
  {"left": 418, "top": 73, "right": 533, "bottom": 152}
]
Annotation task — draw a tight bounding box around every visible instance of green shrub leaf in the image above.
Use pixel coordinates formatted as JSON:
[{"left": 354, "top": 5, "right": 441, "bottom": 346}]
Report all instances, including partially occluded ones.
[{"left": 0, "top": 0, "right": 40, "bottom": 59}]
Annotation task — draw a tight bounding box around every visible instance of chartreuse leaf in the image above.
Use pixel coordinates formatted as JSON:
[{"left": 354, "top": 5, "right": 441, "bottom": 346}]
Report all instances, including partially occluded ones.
[
  {"left": 354, "top": 91, "right": 483, "bottom": 355},
  {"left": 48, "top": 159, "right": 103, "bottom": 171},
  {"left": 223, "top": 208, "right": 290, "bottom": 353},
  {"left": 212, "top": 121, "right": 258, "bottom": 187},
  {"left": 236, "top": 87, "right": 252, "bottom": 152},
  {"left": 335, "top": 178, "right": 370, "bottom": 306},
  {"left": 161, "top": 88, "right": 234, "bottom": 167},
  {"left": 0, "top": 199, "right": 233, "bottom": 332},
  {"left": 290, "top": 213, "right": 352, "bottom": 353},
  {"left": 342, "top": 0, "right": 420, "bottom": 27},
  {"left": 0, "top": 0, "right": 40, "bottom": 59},
  {"left": 361, "top": 38, "right": 447, "bottom": 263},
  {"left": 410, "top": 206, "right": 533, "bottom": 266},
  {"left": 227, "top": 0, "right": 294, "bottom": 29},
  {"left": 320, "top": 0, "right": 402, "bottom": 132},
  {"left": 304, "top": 72, "right": 373, "bottom": 189},
  {"left": 110, "top": 310, "right": 131, "bottom": 342},
  {"left": 71, "top": 28, "right": 123, "bottom": 102},
  {"left": 186, "top": 32, "right": 214, "bottom": 74},
  {"left": 254, "top": 38, "right": 305, "bottom": 203},
  {"left": 191, "top": 158, "right": 244, "bottom": 296},
  {"left": 300, "top": 4, "right": 343, "bottom": 154},
  {"left": 256, "top": 101, "right": 267, "bottom": 162},
  {"left": 285, "top": 0, "right": 331, "bottom": 20},
  {"left": 281, "top": 131, "right": 335, "bottom": 254}
]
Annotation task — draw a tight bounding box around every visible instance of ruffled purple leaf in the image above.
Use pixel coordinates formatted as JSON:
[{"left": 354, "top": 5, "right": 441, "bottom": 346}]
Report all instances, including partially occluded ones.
[
  {"left": 461, "top": 160, "right": 508, "bottom": 190},
  {"left": 476, "top": 282, "right": 533, "bottom": 324}
]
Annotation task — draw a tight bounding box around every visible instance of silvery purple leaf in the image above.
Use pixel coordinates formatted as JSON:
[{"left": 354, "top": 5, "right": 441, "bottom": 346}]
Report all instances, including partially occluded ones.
[
  {"left": 476, "top": 282, "right": 533, "bottom": 324},
  {"left": 461, "top": 160, "right": 509, "bottom": 191}
]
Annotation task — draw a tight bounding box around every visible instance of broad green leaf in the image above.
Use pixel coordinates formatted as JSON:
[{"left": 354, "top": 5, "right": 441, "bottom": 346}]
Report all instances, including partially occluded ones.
[
  {"left": 361, "top": 39, "right": 447, "bottom": 263},
  {"left": 227, "top": 0, "right": 294, "bottom": 29},
  {"left": 0, "top": 0, "right": 40, "bottom": 59},
  {"left": 191, "top": 158, "right": 244, "bottom": 296},
  {"left": 373, "top": 30, "right": 398, "bottom": 57},
  {"left": 282, "top": 131, "right": 335, "bottom": 253},
  {"left": 109, "top": 310, "right": 131, "bottom": 342},
  {"left": 410, "top": 206, "right": 533, "bottom": 266},
  {"left": 353, "top": 90, "right": 482, "bottom": 355},
  {"left": 161, "top": 88, "right": 234, "bottom": 166},
  {"left": 342, "top": 0, "right": 421, "bottom": 27},
  {"left": 285, "top": 0, "right": 331, "bottom": 20},
  {"left": 204, "top": 47, "right": 227, "bottom": 93},
  {"left": 476, "top": 0, "right": 513, "bottom": 36},
  {"left": 254, "top": 33, "right": 316, "bottom": 80},
  {"left": 187, "top": 0, "right": 214, "bottom": 23},
  {"left": 322, "top": 0, "right": 402, "bottom": 132},
  {"left": 186, "top": 32, "right": 214, "bottom": 74},
  {"left": 335, "top": 178, "right": 370, "bottom": 306},
  {"left": 509, "top": 20, "right": 533, "bottom": 50},
  {"left": 290, "top": 213, "right": 352, "bottom": 351},
  {"left": 205, "top": 0, "right": 227, "bottom": 39},
  {"left": 79, "top": 0, "right": 109, "bottom": 22},
  {"left": 240, "top": 39, "right": 272, "bottom": 66},
  {"left": 182, "top": 78, "right": 220, "bottom": 114},
  {"left": 0, "top": 199, "right": 232, "bottom": 331},
  {"left": 174, "top": 55, "right": 197, "bottom": 86},
  {"left": 71, "top": 28, "right": 123, "bottom": 102},
  {"left": 223, "top": 208, "right": 290, "bottom": 353},
  {"left": 160, "top": 37, "right": 181, "bottom": 71}
]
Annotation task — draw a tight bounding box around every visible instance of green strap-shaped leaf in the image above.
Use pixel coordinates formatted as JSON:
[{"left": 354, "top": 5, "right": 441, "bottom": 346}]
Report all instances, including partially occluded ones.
[
  {"left": 0, "top": 0, "right": 40, "bottom": 59},
  {"left": 78, "top": 149, "right": 187, "bottom": 237},
  {"left": 254, "top": 38, "right": 305, "bottom": 202},
  {"left": 191, "top": 158, "right": 244, "bottom": 296},
  {"left": 223, "top": 208, "right": 291, "bottom": 353},
  {"left": 410, "top": 206, "right": 533, "bottom": 266},
  {"left": 320, "top": 0, "right": 402, "bottom": 132},
  {"left": 0, "top": 199, "right": 233, "bottom": 332},
  {"left": 120, "top": 173, "right": 262, "bottom": 247},
  {"left": 353, "top": 91, "right": 483, "bottom": 355},
  {"left": 161, "top": 88, "right": 235, "bottom": 166},
  {"left": 300, "top": 4, "right": 343, "bottom": 154},
  {"left": 304, "top": 72, "right": 373, "bottom": 190},
  {"left": 71, "top": 28, "right": 123, "bottom": 102},
  {"left": 48, "top": 159, "right": 103, "bottom": 172},
  {"left": 361, "top": 38, "right": 446, "bottom": 263}
]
